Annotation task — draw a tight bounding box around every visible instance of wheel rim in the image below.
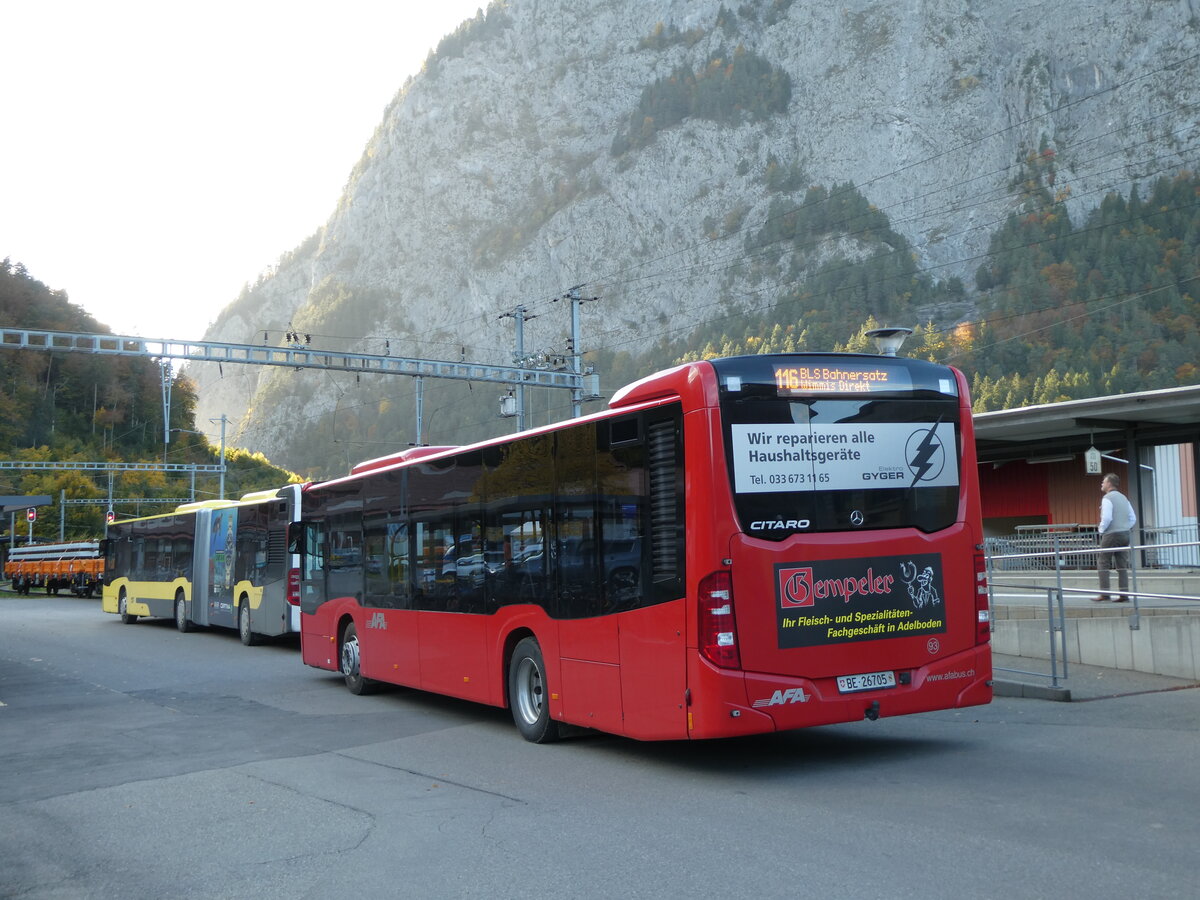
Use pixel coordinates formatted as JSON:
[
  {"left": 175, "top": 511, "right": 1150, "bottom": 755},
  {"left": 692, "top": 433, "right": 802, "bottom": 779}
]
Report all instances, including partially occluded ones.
[
  {"left": 239, "top": 605, "right": 250, "bottom": 641},
  {"left": 514, "top": 656, "right": 544, "bottom": 726},
  {"left": 341, "top": 634, "right": 360, "bottom": 678},
  {"left": 176, "top": 597, "right": 186, "bottom": 628},
  {"left": 119, "top": 593, "right": 127, "bottom": 616}
]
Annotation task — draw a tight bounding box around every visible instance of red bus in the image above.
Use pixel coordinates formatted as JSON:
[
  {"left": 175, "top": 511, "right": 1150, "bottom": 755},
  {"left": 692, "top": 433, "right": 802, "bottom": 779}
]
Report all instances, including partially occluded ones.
[{"left": 295, "top": 353, "right": 991, "bottom": 741}]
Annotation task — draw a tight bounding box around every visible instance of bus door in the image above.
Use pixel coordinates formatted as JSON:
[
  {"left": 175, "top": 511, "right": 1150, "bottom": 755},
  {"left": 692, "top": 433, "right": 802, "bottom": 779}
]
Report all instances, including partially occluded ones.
[
  {"left": 183, "top": 510, "right": 212, "bottom": 627},
  {"left": 296, "top": 519, "right": 330, "bottom": 669}
]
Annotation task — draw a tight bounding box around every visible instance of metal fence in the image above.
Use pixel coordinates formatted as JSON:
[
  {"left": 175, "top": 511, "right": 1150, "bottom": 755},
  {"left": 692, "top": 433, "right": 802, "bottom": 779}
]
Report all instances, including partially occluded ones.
[
  {"left": 985, "top": 525, "right": 1095, "bottom": 571},
  {"left": 1140, "top": 523, "right": 1200, "bottom": 567},
  {"left": 985, "top": 522, "right": 1200, "bottom": 572}
]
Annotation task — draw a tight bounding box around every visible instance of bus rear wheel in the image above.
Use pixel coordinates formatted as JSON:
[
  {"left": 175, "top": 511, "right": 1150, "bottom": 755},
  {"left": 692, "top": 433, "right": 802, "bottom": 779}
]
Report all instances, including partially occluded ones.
[
  {"left": 174, "top": 592, "right": 192, "bottom": 633},
  {"left": 118, "top": 589, "right": 137, "bottom": 624},
  {"left": 238, "top": 601, "right": 260, "bottom": 647},
  {"left": 508, "top": 637, "right": 560, "bottom": 743},
  {"left": 340, "top": 622, "right": 377, "bottom": 695}
]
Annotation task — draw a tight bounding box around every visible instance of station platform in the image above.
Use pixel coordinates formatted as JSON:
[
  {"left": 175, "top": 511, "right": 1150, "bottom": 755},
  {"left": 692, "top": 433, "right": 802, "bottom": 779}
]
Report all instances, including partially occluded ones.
[{"left": 987, "top": 570, "right": 1200, "bottom": 692}]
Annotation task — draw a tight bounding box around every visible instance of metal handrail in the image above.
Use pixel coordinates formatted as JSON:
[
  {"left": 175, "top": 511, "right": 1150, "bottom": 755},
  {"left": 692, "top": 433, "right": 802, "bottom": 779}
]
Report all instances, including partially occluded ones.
[
  {"left": 990, "top": 587, "right": 1069, "bottom": 688},
  {"left": 984, "top": 531, "right": 1200, "bottom": 685},
  {"left": 989, "top": 537, "right": 1200, "bottom": 564}
]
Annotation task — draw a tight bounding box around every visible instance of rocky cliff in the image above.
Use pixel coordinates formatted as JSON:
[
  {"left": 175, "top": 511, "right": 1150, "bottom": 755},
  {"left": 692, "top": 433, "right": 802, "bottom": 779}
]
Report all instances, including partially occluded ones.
[{"left": 193, "top": 0, "right": 1200, "bottom": 477}]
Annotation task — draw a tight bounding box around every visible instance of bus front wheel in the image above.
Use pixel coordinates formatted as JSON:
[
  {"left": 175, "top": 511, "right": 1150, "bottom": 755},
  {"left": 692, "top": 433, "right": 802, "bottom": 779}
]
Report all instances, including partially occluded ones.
[
  {"left": 508, "top": 637, "right": 560, "bottom": 743},
  {"left": 340, "top": 622, "right": 377, "bottom": 695}
]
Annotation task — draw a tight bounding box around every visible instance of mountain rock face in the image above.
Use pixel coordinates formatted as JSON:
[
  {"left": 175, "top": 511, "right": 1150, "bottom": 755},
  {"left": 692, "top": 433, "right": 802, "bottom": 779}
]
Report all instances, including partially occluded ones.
[{"left": 193, "top": 0, "right": 1199, "bottom": 476}]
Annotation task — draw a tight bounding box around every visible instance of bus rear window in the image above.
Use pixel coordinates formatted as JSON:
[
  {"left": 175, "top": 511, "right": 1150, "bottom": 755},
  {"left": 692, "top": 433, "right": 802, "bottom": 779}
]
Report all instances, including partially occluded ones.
[{"left": 713, "top": 355, "right": 962, "bottom": 537}]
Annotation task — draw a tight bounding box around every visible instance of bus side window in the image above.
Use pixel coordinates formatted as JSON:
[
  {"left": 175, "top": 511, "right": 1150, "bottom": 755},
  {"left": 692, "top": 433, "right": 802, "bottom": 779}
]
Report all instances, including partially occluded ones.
[
  {"left": 236, "top": 509, "right": 268, "bottom": 584},
  {"left": 489, "top": 507, "right": 547, "bottom": 609},
  {"left": 600, "top": 423, "right": 647, "bottom": 612},
  {"left": 412, "top": 520, "right": 456, "bottom": 611},
  {"left": 452, "top": 516, "right": 487, "bottom": 615},
  {"left": 327, "top": 515, "right": 363, "bottom": 602},
  {"left": 484, "top": 434, "right": 553, "bottom": 614},
  {"left": 557, "top": 422, "right": 599, "bottom": 619},
  {"left": 364, "top": 514, "right": 409, "bottom": 610}
]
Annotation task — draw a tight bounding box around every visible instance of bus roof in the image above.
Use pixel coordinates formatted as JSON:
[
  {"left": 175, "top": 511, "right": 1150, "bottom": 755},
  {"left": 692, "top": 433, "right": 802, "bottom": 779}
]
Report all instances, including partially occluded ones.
[
  {"left": 174, "top": 499, "right": 238, "bottom": 513},
  {"left": 350, "top": 446, "right": 458, "bottom": 476},
  {"left": 310, "top": 394, "right": 684, "bottom": 493}
]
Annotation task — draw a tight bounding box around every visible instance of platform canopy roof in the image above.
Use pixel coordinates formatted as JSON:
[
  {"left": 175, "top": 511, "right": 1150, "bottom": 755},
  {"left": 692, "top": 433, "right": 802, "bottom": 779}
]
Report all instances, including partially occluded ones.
[
  {"left": 0, "top": 495, "right": 52, "bottom": 514},
  {"left": 973, "top": 384, "right": 1200, "bottom": 464}
]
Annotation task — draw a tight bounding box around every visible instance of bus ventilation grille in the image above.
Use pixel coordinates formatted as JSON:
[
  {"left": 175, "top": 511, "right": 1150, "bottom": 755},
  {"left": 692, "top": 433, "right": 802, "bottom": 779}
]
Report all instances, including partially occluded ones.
[{"left": 647, "top": 419, "right": 679, "bottom": 581}]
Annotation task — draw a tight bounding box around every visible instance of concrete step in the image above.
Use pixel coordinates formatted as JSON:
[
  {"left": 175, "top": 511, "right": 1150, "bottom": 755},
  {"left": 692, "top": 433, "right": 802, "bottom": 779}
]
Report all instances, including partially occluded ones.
[{"left": 990, "top": 609, "right": 1200, "bottom": 681}]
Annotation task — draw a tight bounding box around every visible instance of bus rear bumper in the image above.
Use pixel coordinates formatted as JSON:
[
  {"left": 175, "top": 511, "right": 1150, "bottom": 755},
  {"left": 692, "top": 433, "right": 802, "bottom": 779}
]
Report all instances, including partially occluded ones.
[{"left": 687, "top": 645, "right": 992, "bottom": 739}]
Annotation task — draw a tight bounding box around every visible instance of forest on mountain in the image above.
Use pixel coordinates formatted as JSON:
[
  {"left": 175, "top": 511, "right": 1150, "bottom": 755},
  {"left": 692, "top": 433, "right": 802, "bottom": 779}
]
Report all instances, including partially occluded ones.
[
  {"left": 0, "top": 260, "right": 298, "bottom": 542},
  {"left": 664, "top": 160, "right": 1200, "bottom": 413}
]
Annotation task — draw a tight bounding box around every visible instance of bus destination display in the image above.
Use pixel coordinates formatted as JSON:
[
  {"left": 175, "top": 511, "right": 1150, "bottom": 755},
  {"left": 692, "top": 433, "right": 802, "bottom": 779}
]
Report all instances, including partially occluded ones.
[{"left": 773, "top": 364, "right": 910, "bottom": 395}]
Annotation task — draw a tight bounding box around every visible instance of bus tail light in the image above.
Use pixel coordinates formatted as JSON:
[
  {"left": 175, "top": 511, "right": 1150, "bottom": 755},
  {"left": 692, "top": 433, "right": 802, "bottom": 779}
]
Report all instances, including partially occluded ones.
[
  {"left": 698, "top": 570, "right": 740, "bottom": 669},
  {"left": 287, "top": 568, "right": 301, "bottom": 606},
  {"left": 974, "top": 554, "right": 991, "bottom": 644}
]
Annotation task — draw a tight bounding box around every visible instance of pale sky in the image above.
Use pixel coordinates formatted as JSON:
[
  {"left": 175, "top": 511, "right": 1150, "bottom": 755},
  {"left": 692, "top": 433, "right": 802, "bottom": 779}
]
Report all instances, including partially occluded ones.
[{"left": 1, "top": 0, "right": 487, "bottom": 341}]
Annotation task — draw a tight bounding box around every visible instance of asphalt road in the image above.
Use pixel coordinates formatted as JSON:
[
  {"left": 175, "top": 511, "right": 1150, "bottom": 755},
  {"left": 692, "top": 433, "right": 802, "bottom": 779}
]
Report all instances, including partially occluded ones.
[{"left": 2, "top": 592, "right": 1197, "bottom": 899}]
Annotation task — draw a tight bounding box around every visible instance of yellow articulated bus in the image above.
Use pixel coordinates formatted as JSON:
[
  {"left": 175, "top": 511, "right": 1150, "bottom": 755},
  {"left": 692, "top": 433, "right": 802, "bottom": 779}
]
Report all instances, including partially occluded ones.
[{"left": 101, "top": 485, "right": 302, "bottom": 645}]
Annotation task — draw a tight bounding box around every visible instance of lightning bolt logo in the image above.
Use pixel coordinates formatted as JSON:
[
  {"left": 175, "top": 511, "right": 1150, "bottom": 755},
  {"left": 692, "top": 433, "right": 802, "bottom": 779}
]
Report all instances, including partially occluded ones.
[{"left": 906, "top": 424, "right": 942, "bottom": 487}]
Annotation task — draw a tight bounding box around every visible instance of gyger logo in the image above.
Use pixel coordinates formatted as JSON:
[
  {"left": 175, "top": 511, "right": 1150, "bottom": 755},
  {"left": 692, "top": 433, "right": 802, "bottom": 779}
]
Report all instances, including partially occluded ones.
[
  {"left": 905, "top": 425, "right": 946, "bottom": 484},
  {"left": 778, "top": 566, "right": 814, "bottom": 608}
]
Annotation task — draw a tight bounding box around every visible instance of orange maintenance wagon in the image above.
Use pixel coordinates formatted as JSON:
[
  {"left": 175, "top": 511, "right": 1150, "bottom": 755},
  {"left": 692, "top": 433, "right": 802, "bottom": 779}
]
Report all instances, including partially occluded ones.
[{"left": 5, "top": 541, "right": 103, "bottom": 597}]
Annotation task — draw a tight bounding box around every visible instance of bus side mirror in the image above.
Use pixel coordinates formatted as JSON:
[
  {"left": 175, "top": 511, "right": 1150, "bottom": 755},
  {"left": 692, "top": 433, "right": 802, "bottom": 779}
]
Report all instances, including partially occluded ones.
[{"left": 288, "top": 522, "right": 310, "bottom": 556}]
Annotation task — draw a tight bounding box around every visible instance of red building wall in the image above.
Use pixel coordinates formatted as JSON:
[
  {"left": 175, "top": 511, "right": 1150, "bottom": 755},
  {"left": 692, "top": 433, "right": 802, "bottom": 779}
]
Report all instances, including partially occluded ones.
[
  {"left": 978, "top": 458, "right": 1133, "bottom": 534},
  {"left": 978, "top": 461, "right": 1049, "bottom": 519},
  {"left": 1048, "top": 461, "right": 1117, "bottom": 527}
]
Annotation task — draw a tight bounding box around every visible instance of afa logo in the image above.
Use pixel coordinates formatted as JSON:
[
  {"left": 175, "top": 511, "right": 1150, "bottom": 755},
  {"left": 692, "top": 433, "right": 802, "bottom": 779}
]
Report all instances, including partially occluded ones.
[
  {"left": 752, "top": 687, "right": 809, "bottom": 707},
  {"left": 777, "top": 566, "right": 814, "bottom": 608}
]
